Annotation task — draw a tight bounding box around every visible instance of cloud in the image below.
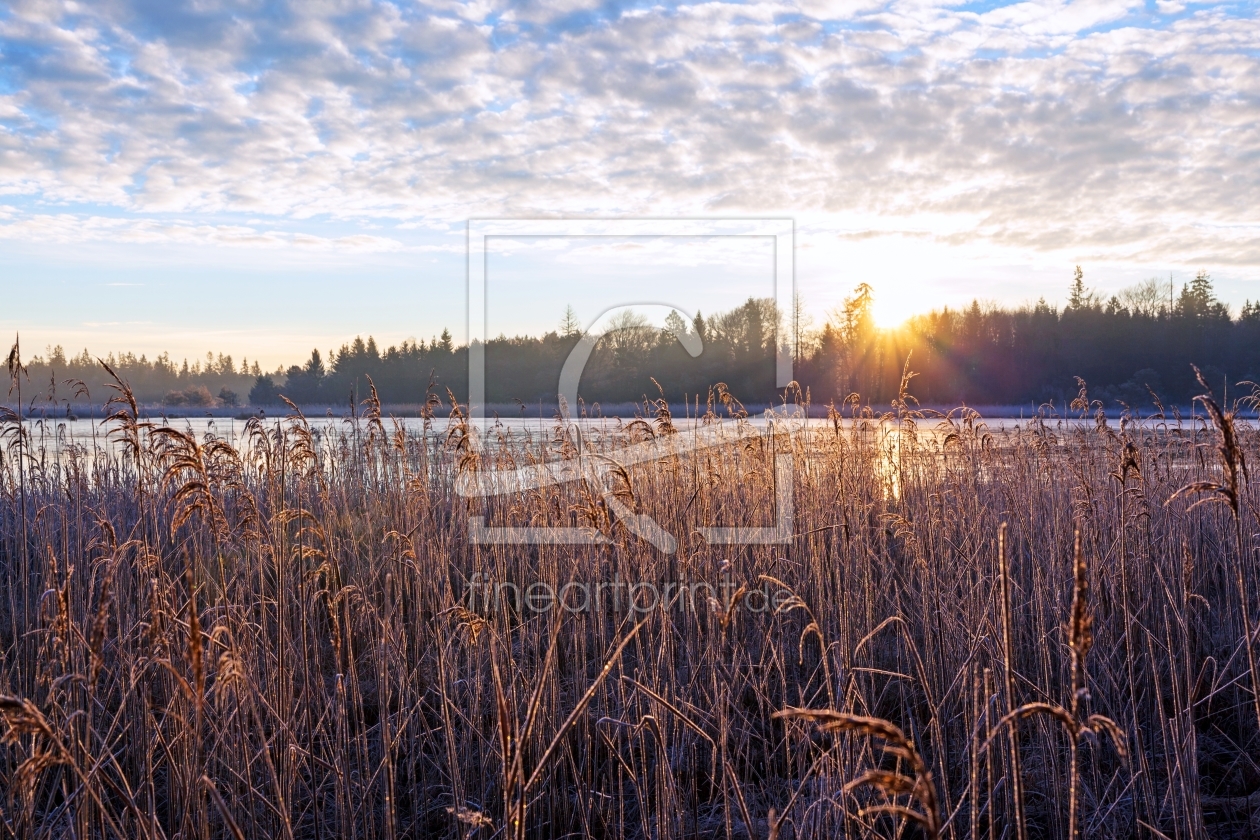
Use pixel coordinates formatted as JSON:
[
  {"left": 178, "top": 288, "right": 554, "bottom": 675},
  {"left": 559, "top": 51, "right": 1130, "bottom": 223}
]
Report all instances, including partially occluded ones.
[
  {"left": 0, "top": 0, "right": 1255, "bottom": 266},
  {"left": 0, "top": 211, "right": 409, "bottom": 251}
]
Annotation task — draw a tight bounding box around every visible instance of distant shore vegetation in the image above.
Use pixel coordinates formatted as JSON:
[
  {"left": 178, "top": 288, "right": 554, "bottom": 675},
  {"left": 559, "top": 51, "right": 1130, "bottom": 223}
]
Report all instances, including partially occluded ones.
[{"left": 16, "top": 269, "right": 1260, "bottom": 412}]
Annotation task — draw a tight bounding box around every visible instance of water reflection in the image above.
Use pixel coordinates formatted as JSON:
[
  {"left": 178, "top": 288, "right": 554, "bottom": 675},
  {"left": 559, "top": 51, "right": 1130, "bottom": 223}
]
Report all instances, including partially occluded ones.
[{"left": 7, "top": 410, "right": 1204, "bottom": 489}]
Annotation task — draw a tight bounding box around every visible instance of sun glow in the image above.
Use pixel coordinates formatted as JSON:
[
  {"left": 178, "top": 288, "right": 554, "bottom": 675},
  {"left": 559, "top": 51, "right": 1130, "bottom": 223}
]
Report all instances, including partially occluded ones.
[{"left": 870, "top": 295, "right": 916, "bottom": 330}]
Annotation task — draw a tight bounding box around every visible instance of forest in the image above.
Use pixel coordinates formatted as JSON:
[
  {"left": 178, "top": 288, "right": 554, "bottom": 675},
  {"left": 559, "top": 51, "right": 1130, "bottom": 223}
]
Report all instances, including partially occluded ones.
[{"left": 15, "top": 269, "right": 1260, "bottom": 412}]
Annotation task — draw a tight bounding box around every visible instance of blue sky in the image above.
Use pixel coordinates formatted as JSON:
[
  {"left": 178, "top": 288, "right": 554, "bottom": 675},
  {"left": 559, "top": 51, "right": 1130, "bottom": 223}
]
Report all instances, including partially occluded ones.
[{"left": 1, "top": 0, "right": 1258, "bottom": 366}]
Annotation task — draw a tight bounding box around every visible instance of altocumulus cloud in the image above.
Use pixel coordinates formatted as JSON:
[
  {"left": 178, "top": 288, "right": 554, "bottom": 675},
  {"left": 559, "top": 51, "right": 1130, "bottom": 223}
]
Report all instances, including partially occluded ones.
[{"left": 0, "top": 0, "right": 1256, "bottom": 263}]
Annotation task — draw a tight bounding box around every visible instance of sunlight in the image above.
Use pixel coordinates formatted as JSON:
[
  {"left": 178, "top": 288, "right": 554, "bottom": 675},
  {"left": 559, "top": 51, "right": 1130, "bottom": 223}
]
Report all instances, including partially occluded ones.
[{"left": 870, "top": 295, "right": 914, "bottom": 330}]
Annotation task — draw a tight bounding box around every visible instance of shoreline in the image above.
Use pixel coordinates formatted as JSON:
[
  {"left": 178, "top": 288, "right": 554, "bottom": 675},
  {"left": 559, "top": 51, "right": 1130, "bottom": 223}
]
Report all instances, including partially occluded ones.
[{"left": 9, "top": 400, "right": 1220, "bottom": 422}]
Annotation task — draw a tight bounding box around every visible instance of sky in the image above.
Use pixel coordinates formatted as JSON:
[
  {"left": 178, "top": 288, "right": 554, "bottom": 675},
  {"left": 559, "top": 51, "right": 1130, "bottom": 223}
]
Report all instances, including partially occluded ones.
[{"left": 1, "top": 0, "right": 1258, "bottom": 367}]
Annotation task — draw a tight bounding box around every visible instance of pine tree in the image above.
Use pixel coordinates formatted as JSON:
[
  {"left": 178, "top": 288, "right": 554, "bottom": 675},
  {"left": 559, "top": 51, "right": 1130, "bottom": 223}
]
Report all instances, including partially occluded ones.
[
  {"left": 837, "top": 283, "right": 874, "bottom": 347},
  {"left": 560, "top": 305, "right": 582, "bottom": 337},
  {"left": 1177, "top": 270, "right": 1228, "bottom": 320},
  {"left": 305, "top": 349, "right": 325, "bottom": 378},
  {"left": 1067, "top": 265, "right": 1094, "bottom": 310},
  {"left": 825, "top": 283, "right": 875, "bottom": 397}
]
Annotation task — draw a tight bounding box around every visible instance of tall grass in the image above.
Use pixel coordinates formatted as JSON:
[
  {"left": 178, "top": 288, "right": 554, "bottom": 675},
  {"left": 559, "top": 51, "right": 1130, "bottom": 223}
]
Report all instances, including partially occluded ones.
[{"left": 2, "top": 368, "right": 1259, "bottom": 838}]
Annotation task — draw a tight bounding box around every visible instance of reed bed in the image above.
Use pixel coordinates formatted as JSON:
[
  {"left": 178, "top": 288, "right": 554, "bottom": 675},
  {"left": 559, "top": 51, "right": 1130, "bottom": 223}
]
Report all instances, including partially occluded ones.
[{"left": 2, "top": 371, "right": 1259, "bottom": 839}]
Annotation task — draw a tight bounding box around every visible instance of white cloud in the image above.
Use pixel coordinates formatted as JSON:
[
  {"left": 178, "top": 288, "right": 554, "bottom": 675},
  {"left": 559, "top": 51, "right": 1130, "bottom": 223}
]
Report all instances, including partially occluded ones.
[
  {"left": 0, "top": 212, "right": 409, "bottom": 251},
  {"left": 974, "top": 0, "right": 1139, "bottom": 36},
  {"left": 0, "top": 0, "right": 1254, "bottom": 270}
]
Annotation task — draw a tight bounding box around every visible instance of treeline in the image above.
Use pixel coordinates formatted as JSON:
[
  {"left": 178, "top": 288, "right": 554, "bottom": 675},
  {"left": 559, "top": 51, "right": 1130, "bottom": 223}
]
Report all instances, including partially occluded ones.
[
  {"left": 15, "top": 269, "right": 1260, "bottom": 412},
  {"left": 16, "top": 346, "right": 263, "bottom": 411},
  {"left": 801, "top": 269, "right": 1260, "bottom": 408},
  {"left": 246, "top": 300, "right": 784, "bottom": 410},
  {"left": 259, "top": 269, "right": 1260, "bottom": 410}
]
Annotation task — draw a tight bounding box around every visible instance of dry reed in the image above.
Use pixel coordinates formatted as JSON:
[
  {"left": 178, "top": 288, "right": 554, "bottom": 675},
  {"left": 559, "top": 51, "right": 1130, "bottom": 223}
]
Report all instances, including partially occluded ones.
[{"left": 1, "top": 366, "right": 1259, "bottom": 837}]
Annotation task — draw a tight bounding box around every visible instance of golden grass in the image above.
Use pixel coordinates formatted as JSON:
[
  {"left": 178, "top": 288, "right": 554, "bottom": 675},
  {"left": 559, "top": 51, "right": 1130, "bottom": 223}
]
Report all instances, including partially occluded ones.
[{"left": 2, "top": 366, "right": 1260, "bottom": 838}]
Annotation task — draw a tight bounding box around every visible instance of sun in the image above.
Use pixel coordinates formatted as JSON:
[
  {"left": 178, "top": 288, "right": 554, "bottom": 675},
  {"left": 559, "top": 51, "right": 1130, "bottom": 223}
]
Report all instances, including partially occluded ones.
[{"left": 870, "top": 295, "right": 914, "bottom": 330}]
